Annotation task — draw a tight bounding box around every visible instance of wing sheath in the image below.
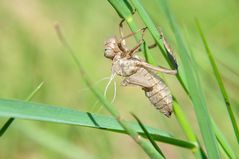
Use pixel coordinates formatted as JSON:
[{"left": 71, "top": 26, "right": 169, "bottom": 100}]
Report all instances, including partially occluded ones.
[{"left": 122, "top": 68, "right": 154, "bottom": 88}]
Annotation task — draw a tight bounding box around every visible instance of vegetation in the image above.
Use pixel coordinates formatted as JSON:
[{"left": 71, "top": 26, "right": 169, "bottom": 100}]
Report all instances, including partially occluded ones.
[{"left": 0, "top": 0, "right": 238, "bottom": 158}]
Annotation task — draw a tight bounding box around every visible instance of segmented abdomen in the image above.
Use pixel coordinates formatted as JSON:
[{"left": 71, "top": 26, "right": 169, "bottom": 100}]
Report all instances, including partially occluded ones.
[{"left": 143, "top": 70, "right": 173, "bottom": 117}]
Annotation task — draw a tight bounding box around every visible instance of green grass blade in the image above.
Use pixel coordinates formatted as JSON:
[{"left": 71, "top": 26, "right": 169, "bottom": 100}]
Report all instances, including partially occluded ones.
[
  {"left": 0, "top": 118, "right": 14, "bottom": 137},
  {"left": 173, "top": 101, "right": 197, "bottom": 144},
  {"left": 156, "top": 0, "right": 221, "bottom": 158},
  {"left": 132, "top": 113, "right": 165, "bottom": 158},
  {"left": 0, "top": 98, "right": 195, "bottom": 149},
  {"left": 108, "top": 0, "right": 132, "bottom": 18},
  {"left": 183, "top": 26, "right": 237, "bottom": 159},
  {"left": 142, "top": 41, "right": 157, "bottom": 66},
  {"left": 196, "top": 19, "right": 239, "bottom": 144},
  {"left": 0, "top": 82, "right": 44, "bottom": 137},
  {"left": 212, "top": 120, "right": 237, "bottom": 159},
  {"left": 173, "top": 100, "right": 207, "bottom": 159},
  {"left": 25, "top": 82, "right": 44, "bottom": 101}
]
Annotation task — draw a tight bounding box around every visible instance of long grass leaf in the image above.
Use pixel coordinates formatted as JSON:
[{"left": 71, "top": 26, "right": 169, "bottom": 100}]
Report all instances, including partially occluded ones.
[
  {"left": 156, "top": 0, "right": 221, "bottom": 158},
  {"left": 132, "top": 113, "right": 165, "bottom": 158},
  {"left": 0, "top": 118, "right": 14, "bottom": 137},
  {"left": 0, "top": 98, "right": 195, "bottom": 149},
  {"left": 195, "top": 19, "right": 239, "bottom": 144},
  {"left": 183, "top": 26, "right": 237, "bottom": 159},
  {"left": 212, "top": 120, "right": 237, "bottom": 159},
  {"left": 173, "top": 100, "right": 208, "bottom": 159}
]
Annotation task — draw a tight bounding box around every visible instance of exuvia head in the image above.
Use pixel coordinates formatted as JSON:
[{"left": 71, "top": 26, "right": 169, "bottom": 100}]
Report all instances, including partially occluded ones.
[
  {"left": 104, "top": 27, "right": 147, "bottom": 60},
  {"left": 104, "top": 37, "right": 123, "bottom": 60}
]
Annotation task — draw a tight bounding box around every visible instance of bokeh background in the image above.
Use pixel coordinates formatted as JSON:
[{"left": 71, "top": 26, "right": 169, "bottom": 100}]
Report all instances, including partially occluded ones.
[{"left": 0, "top": 0, "right": 238, "bottom": 158}]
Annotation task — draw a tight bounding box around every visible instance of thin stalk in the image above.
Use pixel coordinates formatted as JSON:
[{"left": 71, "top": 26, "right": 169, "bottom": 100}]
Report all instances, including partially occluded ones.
[{"left": 0, "top": 98, "right": 196, "bottom": 149}]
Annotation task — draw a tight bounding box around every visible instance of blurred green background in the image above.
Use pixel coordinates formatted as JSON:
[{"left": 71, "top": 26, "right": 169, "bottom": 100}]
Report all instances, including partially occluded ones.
[{"left": 0, "top": 0, "right": 238, "bottom": 158}]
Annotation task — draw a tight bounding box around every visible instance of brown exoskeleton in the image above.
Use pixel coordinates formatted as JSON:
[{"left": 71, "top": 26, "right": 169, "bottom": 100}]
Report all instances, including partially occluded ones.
[{"left": 104, "top": 20, "right": 178, "bottom": 117}]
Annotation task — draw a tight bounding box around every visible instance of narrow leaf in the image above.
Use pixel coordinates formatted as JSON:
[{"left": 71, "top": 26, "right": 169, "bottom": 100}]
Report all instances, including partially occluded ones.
[
  {"left": 156, "top": 0, "right": 221, "bottom": 158},
  {"left": 196, "top": 19, "right": 239, "bottom": 144},
  {"left": 0, "top": 118, "right": 14, "bottom": 137},
  {"left": 0, "top": 98, "right": 195, "bottom": 149},
  {"left": 132, "top": 113, "right": 165, "bottom": 158},
  {"left": 184, "top": 26, "right": 236, "bottom": 159},
  {"left": 212, "top": 120, "right": 237, "bottom": 159}
]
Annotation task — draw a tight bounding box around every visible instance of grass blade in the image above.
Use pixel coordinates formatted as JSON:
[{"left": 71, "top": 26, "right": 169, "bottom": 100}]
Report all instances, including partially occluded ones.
[
  {"left": 212, "top": 120, "right": 237, "bottom": 159},
  {"left": 173, "top": 101, "right": 207, "bottom": 159},
  {"left": 0, "top": 82, "right": 44, "bottom": 137},
  {"left": 156, "top": 0, "right": 221, "bottom": 158},
  {"left": 183, "top": 26, "right": 237, "bottom": 159},
  {"left": 0, "top": 118, "right": 14, "bottom": 137},
  {"left": 195, "top": 19, "right": 239, "bottom": 144},
  {"left": 0, "top": 98, "right": 195, "bottom": 149},
  {"left": 132, "top": 113, "right": 165, "bottom": 158},
  {"left": 25, "top": 82, "right": 45, "bottom": 101}
]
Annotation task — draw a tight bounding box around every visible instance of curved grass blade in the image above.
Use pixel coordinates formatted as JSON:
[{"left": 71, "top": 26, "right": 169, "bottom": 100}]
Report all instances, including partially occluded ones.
[
  {"left": 0, "top": 82, "right": 44, "bottom": 137},
  {"left": 156, "top": 0, "right": 221, "bottom": 158},
  {"left": 131, "top": 113, "right": 165, "bottom": 158},
  {"left": 108, "top": 0, "right": 132, "bottom": 18},
  {"left": 0, "top": 98, "right": 195, "bottom": 149},
  {"left": 195, "top": 19, "right": 239, "bottom": 144},
  {"left": 183, "top": 27, "right": 236, "bottom": 159}
]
